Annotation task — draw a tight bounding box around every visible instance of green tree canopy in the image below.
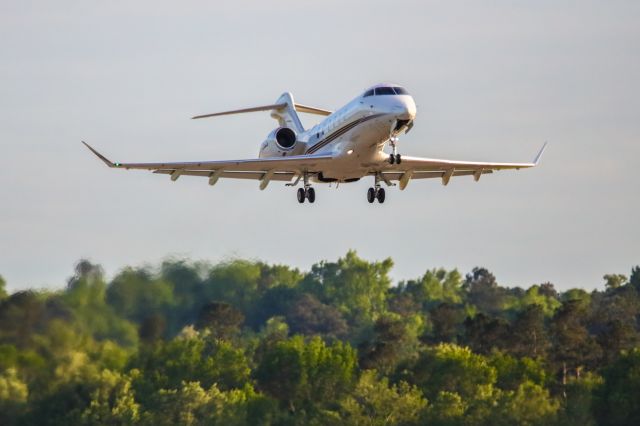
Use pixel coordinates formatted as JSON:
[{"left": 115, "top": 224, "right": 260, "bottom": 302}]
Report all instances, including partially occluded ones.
[
  {"left": 1, "top": 255, "right": 639, "bottom": 425},
  {"left": 0, "top": 275, "right": 7, "bottom": 300},
  {"left": 594, "top": 348, "right": 640, "bottom": 426},
  {"left": 303, "top": 250, "right": 393, "bottom": 327},
  {"left": 340, "top": 370, "right": 427, "bottom": 425},
  {"left": 255, "top": 335, "right": 356, "bottom": 412}
]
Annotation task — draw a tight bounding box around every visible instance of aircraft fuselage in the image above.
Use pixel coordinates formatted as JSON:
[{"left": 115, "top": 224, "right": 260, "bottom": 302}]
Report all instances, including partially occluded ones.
[{"left": 258, "top": 84, "right": 417, "bottom": 181}]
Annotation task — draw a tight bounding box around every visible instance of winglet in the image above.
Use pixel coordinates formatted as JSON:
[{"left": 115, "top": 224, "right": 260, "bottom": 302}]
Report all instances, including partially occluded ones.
[
  {"left": 533, "top": 142, "right": 548, "bottom": 165},
  {"left": 82, "top": 141, "right": 118, "bottom": 168}
]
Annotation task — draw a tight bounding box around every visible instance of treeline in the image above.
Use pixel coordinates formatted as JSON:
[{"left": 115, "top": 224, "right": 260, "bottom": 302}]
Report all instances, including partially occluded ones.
[{"left": 1, "top": 251, "right": 640, "bottom": 425}]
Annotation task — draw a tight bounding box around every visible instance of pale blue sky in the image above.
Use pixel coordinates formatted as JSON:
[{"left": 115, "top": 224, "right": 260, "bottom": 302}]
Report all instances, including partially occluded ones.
[{"left": 1, "top": 0, "right": 639, "bottom": 292}]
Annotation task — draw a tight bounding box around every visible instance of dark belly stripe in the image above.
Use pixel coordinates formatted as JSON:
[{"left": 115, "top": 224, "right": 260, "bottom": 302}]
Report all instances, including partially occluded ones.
[
  {"left": 306, "top": 120, "right": 361, "bottom": 153},
  {"left": 306, "top": 113, "right": 384, "bottom": 154},
  {"left": 307, "top": 122, "right": 359, "bottom": 153}
]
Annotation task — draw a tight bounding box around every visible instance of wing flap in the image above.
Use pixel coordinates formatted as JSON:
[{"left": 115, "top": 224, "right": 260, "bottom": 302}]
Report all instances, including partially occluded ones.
[
  {"left": 379, "top": 170, "right": 494, "bottom": 180},
  {"left": 396, "top": 156, "right": 534, "bottom": 171},
  {"left": 153, "top": 170, "right": 295, "bottom": 181}
]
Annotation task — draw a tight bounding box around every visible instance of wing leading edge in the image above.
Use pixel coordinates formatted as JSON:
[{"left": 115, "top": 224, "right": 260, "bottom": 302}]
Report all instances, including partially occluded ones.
[
  {"left": 81, "top": 142, "right": 332, "bottom": 187},
  {"left": 379, "top": 143, "right": 547, "bottom": 189}
]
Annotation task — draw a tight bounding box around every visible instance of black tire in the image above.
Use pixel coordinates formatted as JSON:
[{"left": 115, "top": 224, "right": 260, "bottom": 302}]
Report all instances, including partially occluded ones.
[
  {"left": 389, "top": 154, "right": 395, "bottom": 164},
  {"left": 396, "top": 154, "right": 402, "bottom": 164},
  {"left": 377, "top": 187, "right": 386, "bottom": 203},
  {"left": 306, "top": 187, "right": 316, "bottom": 203},
  {"left": 297, "top": 188, "right": 305, "bottom": 203},
  {"left": 367, "top": 187, "right": 376, "bottom": 203}
]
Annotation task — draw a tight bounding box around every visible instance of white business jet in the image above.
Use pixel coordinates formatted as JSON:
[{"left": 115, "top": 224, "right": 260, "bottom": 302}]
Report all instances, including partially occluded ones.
[{"left": 83, "top": 83, "right": 546, "bottom": 204}]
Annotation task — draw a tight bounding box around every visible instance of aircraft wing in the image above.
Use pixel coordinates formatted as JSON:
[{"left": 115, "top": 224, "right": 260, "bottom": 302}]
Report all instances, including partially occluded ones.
[
  {"left": 82, "top": 142, "right": 332, "bottom": 185},
  {"left": 378, "top": 143, "right": 547, "bottom": 188}
]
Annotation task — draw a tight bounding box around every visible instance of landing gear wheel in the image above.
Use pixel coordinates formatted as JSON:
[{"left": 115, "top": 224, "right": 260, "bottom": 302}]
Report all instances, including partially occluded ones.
[
  {"left": 376, "top": 187, "right": 386, "bottom": 203},
  {"left": 306, "top": 187, "right": 316, "bottom": 203},
  {"left": 297, "top": 188, "right": 305, "bottom": 203},
  {"left": 395, "top": 154, "right": 402, "bottom": 164},
  {"left": 389, "top": 154, "right": 395, "bottom": 164},
  {"left": 367, "top": 187, "right": 376, "bottom": 203}
]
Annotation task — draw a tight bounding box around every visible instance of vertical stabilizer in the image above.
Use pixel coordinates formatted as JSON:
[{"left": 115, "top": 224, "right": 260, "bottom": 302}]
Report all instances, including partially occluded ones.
[{"left": 271, "top": 92, "right": 304, "bottom": 133}]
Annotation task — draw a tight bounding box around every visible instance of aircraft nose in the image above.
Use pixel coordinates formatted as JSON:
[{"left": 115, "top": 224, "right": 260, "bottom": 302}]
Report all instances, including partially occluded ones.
[{"left": 393, "top": 96, "right": 417, "bottom": 120}]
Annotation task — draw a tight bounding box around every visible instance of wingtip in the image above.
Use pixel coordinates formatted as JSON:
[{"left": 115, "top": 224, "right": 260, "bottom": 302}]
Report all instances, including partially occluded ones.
[
  {"left": 533, "top": 142, "right": 548, "bottom": 165},
  {"left": 81, "top": 141, "right": 116, "bottom": 167}
]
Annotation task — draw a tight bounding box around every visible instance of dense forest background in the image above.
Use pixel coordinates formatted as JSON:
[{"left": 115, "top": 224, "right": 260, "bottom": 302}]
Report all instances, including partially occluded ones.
[{"left": 1, "top": 251, "right": 640, "bottom": 425}]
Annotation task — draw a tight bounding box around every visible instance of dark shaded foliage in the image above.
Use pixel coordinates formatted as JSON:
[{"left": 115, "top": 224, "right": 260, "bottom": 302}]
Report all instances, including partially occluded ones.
[
  {"left": 463, "top": 313, "right": 509, "bottom": 355},
  {"left": 464, "top": 267, "right": 505, "bottom": 315},
  {"left": 508, "top": 304, "right": 550, "bottom": 358},
  {"left": 426, "top": 302, "right": 465, "bottom": 344},
  {"left": 195, "top": 301, "right": 245, "bottom": 339}
]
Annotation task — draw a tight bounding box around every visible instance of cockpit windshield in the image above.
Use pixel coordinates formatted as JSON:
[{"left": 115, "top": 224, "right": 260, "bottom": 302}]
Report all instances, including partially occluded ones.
[
  {"left": 363, "top": 86, "right": 410, "bottom": 97},
  {"left": 375, "top": 87, "right": 396, "bottom": 95}
]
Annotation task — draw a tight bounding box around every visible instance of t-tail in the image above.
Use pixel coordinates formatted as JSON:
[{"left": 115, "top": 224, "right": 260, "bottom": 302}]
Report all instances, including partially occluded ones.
[
  {"left": 191, "top": 93, "right": 332, "bottom": 134},
  {"left": 270, "top": 92, "right": 304, "bottom": 133}
]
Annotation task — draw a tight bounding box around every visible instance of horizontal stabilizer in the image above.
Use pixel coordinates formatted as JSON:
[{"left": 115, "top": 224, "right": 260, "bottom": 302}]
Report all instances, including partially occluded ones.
[
  {"left": 294, "top": 104, "right": 332, "bottom": 116},
  {"left": 192, "top": 103, "right": 287, "bottom": 119},
  {"left": 192, "top": 103, "right": 333, "bottom": 120}
]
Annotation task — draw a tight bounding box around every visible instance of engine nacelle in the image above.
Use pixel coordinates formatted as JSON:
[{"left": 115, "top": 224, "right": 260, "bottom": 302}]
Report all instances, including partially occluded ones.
[{"left": 259, "top": 127, "right": 304, "bottom": 157}]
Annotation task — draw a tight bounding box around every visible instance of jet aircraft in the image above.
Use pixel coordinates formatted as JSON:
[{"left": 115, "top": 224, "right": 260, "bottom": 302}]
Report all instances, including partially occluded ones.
[{"left": 83, "top": 83, "right": 546, "bottom": 204}]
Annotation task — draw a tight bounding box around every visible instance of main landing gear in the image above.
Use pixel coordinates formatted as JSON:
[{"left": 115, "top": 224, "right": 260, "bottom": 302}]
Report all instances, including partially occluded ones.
[
  {"left": 367, "top": 187, "right": 385, "bottom": 203},
  {"left": 389, "top": 138, "right": 402, "bottom": 164},
  {"left": 296, "top": 173, "right": 315, "bottom": 204},
  {"left": 367, "top": 173, "right": 386, "bottom": 204},
  {"left": 297, "top": 187, "right": 315, "bottom": 204}
]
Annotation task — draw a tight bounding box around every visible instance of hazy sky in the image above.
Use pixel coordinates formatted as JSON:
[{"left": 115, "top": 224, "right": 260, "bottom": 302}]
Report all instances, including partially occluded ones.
[{"left": 1, "top": 1, "right": 639, "bottom": 292}]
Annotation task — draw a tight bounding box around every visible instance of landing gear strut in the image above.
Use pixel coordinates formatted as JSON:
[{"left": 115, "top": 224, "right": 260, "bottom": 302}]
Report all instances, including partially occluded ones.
[
  {"left": 388, "top": 138, "right": 402, "bottom": 165},
  {"left": 367, "top": 173, "right": 386, "bottom": 204},
  {"left": 296, "top": 173, "right": 315, "bottom": 204}
]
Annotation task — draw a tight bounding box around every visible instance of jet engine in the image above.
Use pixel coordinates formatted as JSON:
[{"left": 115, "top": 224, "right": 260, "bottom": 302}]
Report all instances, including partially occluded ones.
[{"left": 259, "top": 127, "right": 304, "bottom": 157}]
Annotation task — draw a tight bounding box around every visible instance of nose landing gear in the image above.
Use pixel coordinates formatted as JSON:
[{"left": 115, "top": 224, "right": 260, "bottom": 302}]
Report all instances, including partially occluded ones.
[
  {"left": 388, "top": 138, "right": 402, "bottom": 165},
  {"left": 389, "top": 153, "right": 402, "bottom": 164}
]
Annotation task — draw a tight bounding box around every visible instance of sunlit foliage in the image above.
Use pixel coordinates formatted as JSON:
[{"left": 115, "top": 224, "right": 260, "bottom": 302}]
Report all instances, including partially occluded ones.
[{"left": 0, "top": 254, "right": 639, "bottom": 424}]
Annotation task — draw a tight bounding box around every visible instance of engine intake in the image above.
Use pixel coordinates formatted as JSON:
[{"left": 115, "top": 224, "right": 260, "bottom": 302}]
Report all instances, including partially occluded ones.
[{"left": 275, "top": 127, "right": 296, "bottom": 150}]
